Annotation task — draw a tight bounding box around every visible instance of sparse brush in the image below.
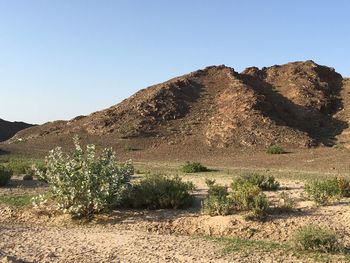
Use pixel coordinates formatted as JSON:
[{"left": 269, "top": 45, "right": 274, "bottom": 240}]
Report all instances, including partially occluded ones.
[
  {"left": 203, "top": 178, "right": 270, "bottom": 218},
  {"left": 35, "top": 136, "right": 134, "bottom": 218},
  {"left": 232, "top": 173, "right": 280, "bottom": 191},
  {"left": 126, "top": 174, "right": 195, "bottom": 209},
  {"left": 181, "top": 162, "right": 209, "bottom": 173},
  {"left": 250, "top": 193, "right": 269, "bottom": 218},
  {"left": 6, "top": 158, "right": 45, "bottom": 175},
  {"left": 266, "top": 145, "right": 285, "bottom": 155},
  {"left": 304, "top": 178, "right": 342, "bottom": 205},
  {"left": 293, "top": 225, "right": 342, "bottom": 253},
  {"left": 202, "top": 179, "right": 234, "bottom": 216},
  {"left": 335, "top": 176, "right": 350, "bottom": 197},
  {"left": 0, "top": 165, "right": 12, "bottom": 186},
  {"left": 123, "top": 144, "right": 134, "bottom": 152},
  {"left": 275, "top": 191, "right": 296, "bottom": 212},
  {"left": 231, "top": 181, "right": 269, "bottom": 217},
  {"left": 0, "top": 194, "right": 34, "bottom": 207}
]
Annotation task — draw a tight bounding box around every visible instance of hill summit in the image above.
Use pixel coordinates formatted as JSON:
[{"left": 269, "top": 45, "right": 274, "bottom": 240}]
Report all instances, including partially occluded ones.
[{"left": 8, "top": 61, "right": 348, "bottom": 151}]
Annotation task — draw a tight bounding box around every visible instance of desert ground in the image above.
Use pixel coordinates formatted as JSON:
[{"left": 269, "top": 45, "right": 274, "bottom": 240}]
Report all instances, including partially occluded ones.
[
  {"left": 2, "top": 61, "right": 350, "bottom": 262},
  {"left": 1, "top": 148, "right": 350, "bottom": 263}
]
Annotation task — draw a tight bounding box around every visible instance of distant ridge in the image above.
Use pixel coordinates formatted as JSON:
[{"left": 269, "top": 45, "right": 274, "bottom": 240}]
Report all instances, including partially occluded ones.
[
  {"left": 7, "top": 61, "right": 350, "bottom": 153},
  {"left": 0, "top": 118, "right": 34, "bottom": 142}
]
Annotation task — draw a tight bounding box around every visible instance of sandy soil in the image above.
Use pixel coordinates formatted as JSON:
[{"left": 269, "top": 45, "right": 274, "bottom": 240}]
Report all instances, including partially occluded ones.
[{"left": 1, "top": 168, "right": 350, "bottom": 262}]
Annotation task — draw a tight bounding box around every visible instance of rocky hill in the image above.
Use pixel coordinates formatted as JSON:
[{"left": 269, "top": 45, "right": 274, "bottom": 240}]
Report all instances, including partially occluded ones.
[
  {"left": 5, "top": 60, "right": 348, "bottom": 153},
  {"left": 0, "top": 119, "right": 33, "bottom": 142}
]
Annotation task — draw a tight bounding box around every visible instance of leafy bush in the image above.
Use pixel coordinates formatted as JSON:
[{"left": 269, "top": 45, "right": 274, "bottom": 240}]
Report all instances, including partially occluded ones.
[
  {"left": 304, "top": 179, "right": 341, "bottom": 205},
  {"left": 7, "top": 159, "right": 31, "bottom": 175},
  {"left": 293, "top": 225, "right": 342, "bottom": 252},
  {"left": 181, "top": 162, "right": 209, "bottom": 173},
  {"left": 34, "top": 136, "right": 134, "bottom": 218},
  {"left": 232, "top": 173, "right": 280, "bottom": 191},
  {"left": 0, "top": 165, "right": 12, "bottom": 186},
  {"left": 251, "top": 193, "right": 269, "bottom": 217},
  {"left": 231, "top": 181, "right": 269, "bottom": 217},
  {"left": 202, "top": 179, "right": 234, "bottom": 216},
  {"left": 275, "top": 191, "right": 296, "bottom": 212},
  {"left": 126, "top": 174, "right": 195, "bottom": 209},
  {"left": 7, "top": 158, "right": 45, "bottom": 175},
  {"left": 202, "top": 179, "right": 270, "bottom": 218},
  {"left": 335, "top": 176, "right": 350, "bottom": 197},
  {"left": 266, "top": 145, "right": 285, "bottom": 154}
]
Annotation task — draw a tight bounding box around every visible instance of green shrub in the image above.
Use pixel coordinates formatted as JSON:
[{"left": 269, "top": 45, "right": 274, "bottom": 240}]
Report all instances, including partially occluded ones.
[
  {"left": 6, "top": 158, "right": 45, "bottom": 175},
  {"left": 126, "top": 174, "right": 195, "bottom": 209},
  {"left": 266, "top": 145, "right": 285, "bottom": 154},
  {"left": 0, "top": 194, "right": 34, "bottom": 207},
  {"left": 34, "top": 136, "right": 134, "bottom": 218},
  {"left": 231, "top": 181, "right": 269, "bottom": 217},
  {"left": 7, "top": 159, "right": 31, "bottom": 175},
  {"left": 0, "top": 165, "right": 13, "bottom": 186},
  {"left": 293, "top": 225, "right": 342, "bottom": 252},
  {"left": 202, "top": 179, "right": 234, "bottom": 216},
  {"left": 202, "top": 179, "right": 270, "bottom": 218},
  {"left": 335, "top": 176, "right": 350, "bottom": 197},
  {"left": 275, "top": 191, "right": 296, "bottom": 212},
  {"left": 232, "top": 173, "right": 280, "bottom": 191},
  {"left": 251, "top": 193, "right": 269, "bottom": 217},
  {"left": 304, "top": 178, "right": 341, "bottom": 205},
  {"left": 123, "top": 144, "right": 134, "bottom": 151},
  {"left": 181, "top": 162, "right": 209, "bottom": 173}
]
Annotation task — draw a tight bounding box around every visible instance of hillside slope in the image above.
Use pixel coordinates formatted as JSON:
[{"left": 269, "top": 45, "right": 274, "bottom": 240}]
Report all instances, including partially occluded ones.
[
  {"left": 0, "top": 119, "right": 33, "bottom": 142},
  {"left": 5, "top": 61, "right": 347, "bottom": 154}
]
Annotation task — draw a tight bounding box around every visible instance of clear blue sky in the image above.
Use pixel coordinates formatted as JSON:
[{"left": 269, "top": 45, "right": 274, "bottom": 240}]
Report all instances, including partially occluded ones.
[{"left": 1, "top": 0, "right": 349, "bottom": 124}]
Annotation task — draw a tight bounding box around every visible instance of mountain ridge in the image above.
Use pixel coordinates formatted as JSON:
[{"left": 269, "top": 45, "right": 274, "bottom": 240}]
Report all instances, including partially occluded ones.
[
  {"left": 4, "top": 60, "right": 349, "bottom": 154},
  {"left": 0, "top": 118, "right": 34, "bottom": 142}
]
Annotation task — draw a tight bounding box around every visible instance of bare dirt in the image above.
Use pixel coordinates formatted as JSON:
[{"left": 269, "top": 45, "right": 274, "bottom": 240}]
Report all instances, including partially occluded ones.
[{"left": 1, "top": 173, "right": 350, "bottom": 262}]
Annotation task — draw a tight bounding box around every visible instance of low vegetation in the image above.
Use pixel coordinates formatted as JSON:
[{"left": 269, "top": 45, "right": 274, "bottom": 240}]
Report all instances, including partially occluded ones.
[
  {"left": 231, "top": 173, "right": 280, "bottom": 191},
  {"left": 231, "top": 180, "right": 269, "bottom": 218},
  {"left": 293, "top": 225, "right": 342, "bottom": 253},
  {"left": 274, "top": 191, "right": 296, "bottom": 212},
  {"left": 126, "top": 174, "right": 195, "bottom": 209},
  {"left": 0, "top": 165, "right": 12, "bottom": 186},
  {"left": 6, "top": 158, "right": 44, "bottom": 175},
  {"left": 335, "top": 176, "right": 350, "bottom": 197},
  {"left": 202, "top": 178, "right": 270, "bottom": 218},
  {"left": 0, "top": 194, "right": 34, "bottom": 207},
  {"left": 34, "top": 136, "right": 134, "bottom": 218},
  {"left": 209, "top": 231, "right": 348, "bottom": 262},
  {"left": 304, "top": 178, "right": 342, "bottom": 205},
  {"left": 266, "top": 145, "right": 285, "bottom": 154},
  {"left": 123, "top": 144, "right": 135, "bottom": 152},
  {"left": 207, "top": 236, "right": 288, "bottom": 255},
  {"left": 202, "top": 179, "right": 234, "bottom": 216},
  {"left": 181, "top": 162, "right": 209, "bottom": 173}
]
